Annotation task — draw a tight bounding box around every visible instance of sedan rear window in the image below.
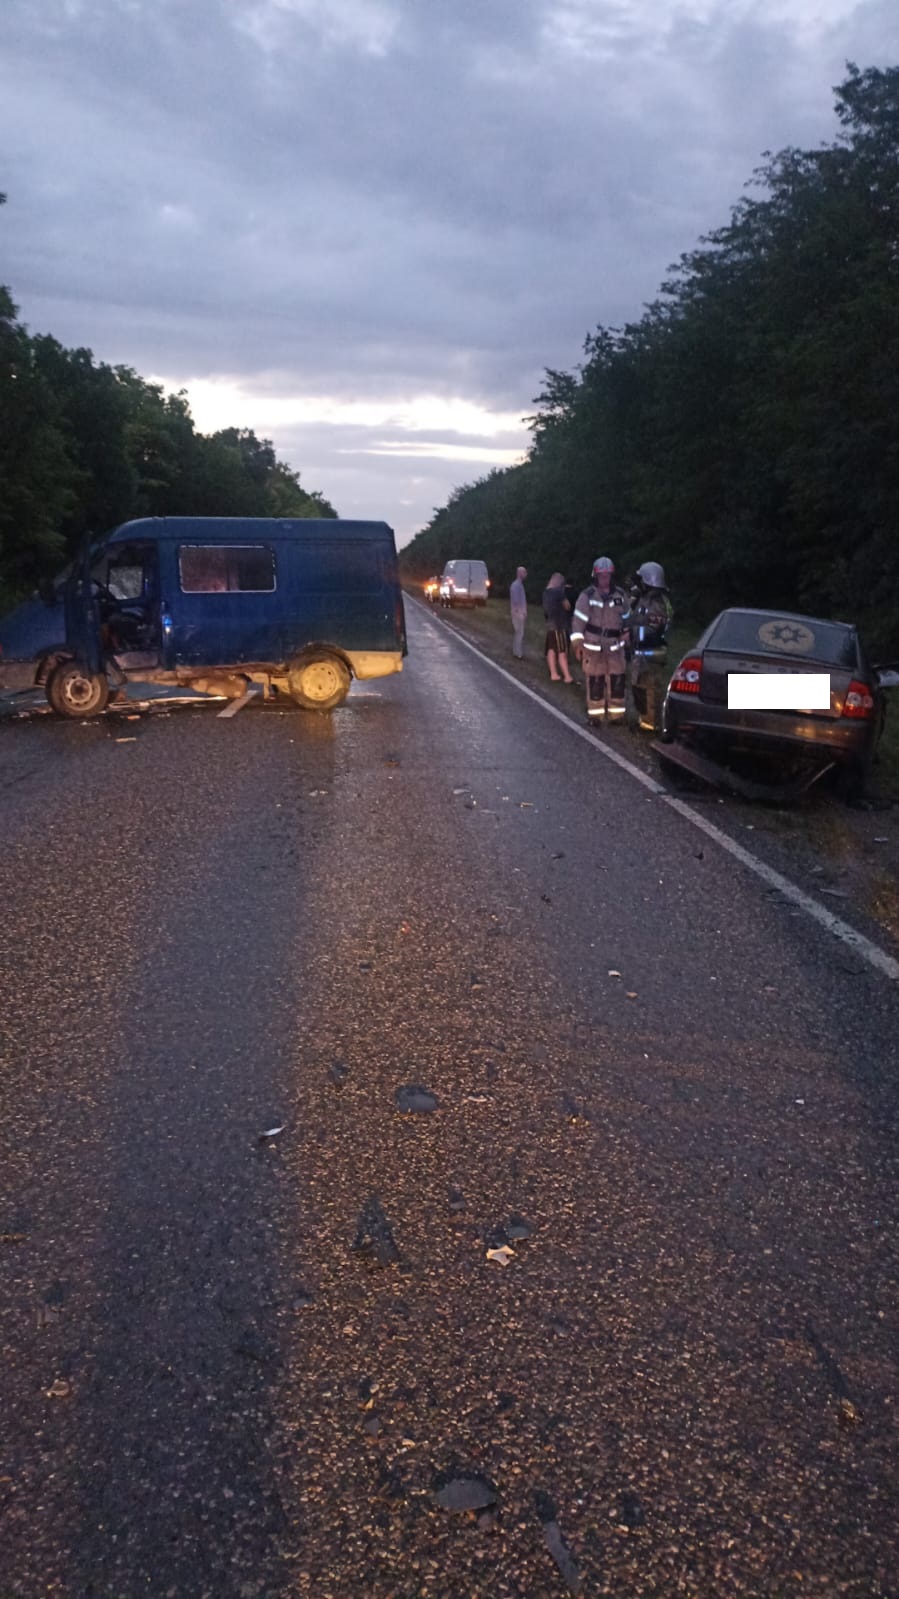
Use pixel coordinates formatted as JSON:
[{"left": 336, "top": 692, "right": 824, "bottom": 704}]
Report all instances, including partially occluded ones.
[{"left": 709, "top": 612, "right": 858, "bottom": 669}]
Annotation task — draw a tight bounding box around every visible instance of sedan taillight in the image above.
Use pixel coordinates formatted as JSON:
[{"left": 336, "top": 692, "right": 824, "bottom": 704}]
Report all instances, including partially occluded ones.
[
  {"left": 841, "top": 680, "right": 875, "bottom": 719},
  {"left": 669, "top": 655, "right": 702, "bottom": 695}
]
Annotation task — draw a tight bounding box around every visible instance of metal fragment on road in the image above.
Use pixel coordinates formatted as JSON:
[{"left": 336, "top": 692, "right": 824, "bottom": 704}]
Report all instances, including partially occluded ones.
[
  {"left": 434, "top": 1473, "right": 498, "bottom": 1512},
  {"left": 46, "top": 1378, "right": 72, "bottom": 1399},
  {"left": 486, "top": 1245, "right": 515, "bottom": 1266},
  {"left": 618, "top": 1490, "right": 646, "bottom": 1528},
  {"left": 543, "top": 1521, "right": 583, "bottom": 1594},
  {"left": 562, "top": 1093, "right": 589, "bottom": 1123},
  {"left": 258, "top": 1124, "right": 285, "bottom": 1142},
  {"left": 506, "top": 1215, "right": 532, "bottom": 1241},
  {"left": 395, "top": 1084, "right": 439, "bottom": 1113},
  {"left": 535, "top": 1492, "right": 582, "bottom": 1594},
  {"left": 352, "top": 1196, "right": 401, "bottom": 1267}
]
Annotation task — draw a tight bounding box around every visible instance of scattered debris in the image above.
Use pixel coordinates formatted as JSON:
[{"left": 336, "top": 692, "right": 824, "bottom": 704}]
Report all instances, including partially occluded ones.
[
  {"left": 470, "top": 973, "right": 485, "bottom": 991},
  {"left": 608, "top": 969, "right": 622, "bottom": 978},
  {"left": 358, "top": 961, "right": 373, "bottom": 972},
  {"left": 561, "top": 1093, "right": 589, "bottom": 1123},
  {"left": 114, "top": 736, "right": 137, "bottom": 743},
  {"left": 448, "top": 1188, "right": 466, "bottom": 1213},
  {"left": 452, "top": 787, "right": 469, "bottom": 795},
  {"left": 838, "top": 1397, "right": 862, "bottom": 1428},
  {"left": 820, "top": 887, "right": 849, "bottom": 898},
  {"left": 292, "top": 1289, "right": 316, "bottom": 1310},
  {"left": 353, "top": 1197, "right": 401, "bottom": 1267},
  {"left": 258, "top": 1124, "right": 285, "bottom": 1143},
  {"left": 434, "top": 1473, "right": 498, "bottom": 1512},
  {"left": 329, "top": 1060, "right": 350, "bottom": 1087},
  {"left": 486, "top": 1245, "right": 515, "bottom": 1267},
  {"left": 519, "top": 801, "right": 534, "bottom": 808},
  {"left": 506, "top": 1215, "right": 533, "bottom": 1241},
  {"left": 626, "top": 991, "right": 638, "bottom": 1000},
  {"left": 618, "top": 1490, "right": 646, "bottom": 1529},
  {"left": 46, "top": 1378, "right": 72, "bottom": 1399},
  {"left": 535, "top": 1491, "right": 582, "bottom": 1594},
  {"left": 552, "top": 851, "right": 565, "bottom": 860},
  {"left": 395, "top": 1084, "right": 439, "bottom": 1113}
]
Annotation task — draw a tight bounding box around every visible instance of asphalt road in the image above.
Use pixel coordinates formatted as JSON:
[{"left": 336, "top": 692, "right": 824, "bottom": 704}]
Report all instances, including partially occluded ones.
[{"left": 1, "top": 604, "right": 897, "bottom": 1599}]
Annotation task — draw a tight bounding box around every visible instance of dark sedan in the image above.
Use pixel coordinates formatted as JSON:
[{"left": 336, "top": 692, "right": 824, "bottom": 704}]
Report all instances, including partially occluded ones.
[{"left": 655, "top": 608, "right": 887, "bottom": 800}]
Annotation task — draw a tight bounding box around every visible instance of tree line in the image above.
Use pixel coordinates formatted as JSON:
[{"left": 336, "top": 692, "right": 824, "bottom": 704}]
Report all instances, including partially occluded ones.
[
  {"left": 0, "top": 214, "right": 336, "bottom": 608},
  {"left": 401, "top": 64, "right": 899, "bottom": 656}
]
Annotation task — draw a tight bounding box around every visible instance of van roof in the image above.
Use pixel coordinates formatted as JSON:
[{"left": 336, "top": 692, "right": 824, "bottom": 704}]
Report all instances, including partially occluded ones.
[{"left": 107, "top": 516, "right": 395, "bottom": 545}]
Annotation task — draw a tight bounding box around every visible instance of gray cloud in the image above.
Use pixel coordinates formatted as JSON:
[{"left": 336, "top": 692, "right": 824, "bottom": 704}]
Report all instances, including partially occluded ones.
[{"left": 2, "top": 0, "right": 898, "bottom": 543}]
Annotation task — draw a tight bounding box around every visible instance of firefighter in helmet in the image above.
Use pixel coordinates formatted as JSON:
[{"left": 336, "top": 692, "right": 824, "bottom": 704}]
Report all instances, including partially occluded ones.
[
  {"left": 570, "top": 557, "right": 630, "bottom": 723},
  {"left": 628, "top": 560, "right": 673, "bottom": 732}
]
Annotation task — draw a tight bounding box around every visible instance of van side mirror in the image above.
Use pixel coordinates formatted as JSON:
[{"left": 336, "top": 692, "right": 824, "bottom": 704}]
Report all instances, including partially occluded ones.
[{"left": 874, "top": 663, "right": 899, "bottom": 688}]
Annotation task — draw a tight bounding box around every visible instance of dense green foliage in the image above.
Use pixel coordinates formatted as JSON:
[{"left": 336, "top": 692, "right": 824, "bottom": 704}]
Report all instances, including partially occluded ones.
[
  {"left": 402, "top": 65, "right": 899, "bottom": 655},
  {"left": 0, "top": 214, "right": 336, "bottom": 605}
]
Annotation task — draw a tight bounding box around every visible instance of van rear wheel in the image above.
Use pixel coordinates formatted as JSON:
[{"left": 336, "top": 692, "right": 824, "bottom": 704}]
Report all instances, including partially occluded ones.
[
  {"left": 47, "top": 661, "right": 109, "bottom": 719},
  {"left": 288, "top": 652, "right": 351, "bottom": 711}
]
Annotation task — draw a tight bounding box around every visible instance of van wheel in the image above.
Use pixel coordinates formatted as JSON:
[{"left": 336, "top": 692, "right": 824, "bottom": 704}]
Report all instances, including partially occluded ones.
[
  {"left": 47, "top": 661, "right": 109, "bottom": 719},
  {"left": 288, "top": 652, "right": 351, "bottom": 711}
]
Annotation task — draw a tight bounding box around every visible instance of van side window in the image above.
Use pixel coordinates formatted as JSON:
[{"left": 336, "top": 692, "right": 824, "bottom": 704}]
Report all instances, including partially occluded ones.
[
  {"left": 179, "top": 545, "right": 276, "bottom": 593},
  {"left": 299, "top": 543, "right": 382, "bottom": 594}
]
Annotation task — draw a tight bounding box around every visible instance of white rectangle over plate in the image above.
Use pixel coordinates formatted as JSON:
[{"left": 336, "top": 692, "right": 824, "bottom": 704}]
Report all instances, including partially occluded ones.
[{"left": 728, "top": 672, "right": 831, "bottom": 710}]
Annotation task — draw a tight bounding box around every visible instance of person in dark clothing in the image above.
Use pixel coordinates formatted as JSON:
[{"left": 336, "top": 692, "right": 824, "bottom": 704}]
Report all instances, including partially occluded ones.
[
  {"left": 542, "top": 573, "right": 573, "bottom": 682},
  {"left": 628, "top": 560, "right": 673, "bottom": 731}
]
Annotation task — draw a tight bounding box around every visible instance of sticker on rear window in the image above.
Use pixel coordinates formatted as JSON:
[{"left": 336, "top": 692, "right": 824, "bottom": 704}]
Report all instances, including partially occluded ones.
[{"left": 757, "top": 619, "right": 815, "bottom": 654}]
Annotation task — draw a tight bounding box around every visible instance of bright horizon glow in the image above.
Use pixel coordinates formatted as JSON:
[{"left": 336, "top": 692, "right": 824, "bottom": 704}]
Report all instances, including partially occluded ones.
[{"left": 153, "top": 377, "right": 529, "bottom": 442}]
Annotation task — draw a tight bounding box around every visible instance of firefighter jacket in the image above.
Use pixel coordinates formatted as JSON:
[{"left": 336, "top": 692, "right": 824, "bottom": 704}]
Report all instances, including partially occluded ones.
[
  {"left": 571, "top": 585, "right": 630, "bottom": 671},
  {"left": 629, "top": 586, "right": 673, "bottom": 658}
]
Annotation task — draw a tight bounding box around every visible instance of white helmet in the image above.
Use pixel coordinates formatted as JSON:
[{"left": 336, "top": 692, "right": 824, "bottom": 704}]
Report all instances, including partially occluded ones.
[
  {"left": 637, "top": 560, "right": 666, "bottom": 589},
  {"left": 592, "top": 556, "right": 615, "bottom": 577}
]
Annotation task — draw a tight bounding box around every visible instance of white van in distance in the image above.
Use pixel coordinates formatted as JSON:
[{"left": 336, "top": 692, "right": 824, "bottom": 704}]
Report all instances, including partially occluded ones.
[{"left": 439, "top": 559, "right": 490, "bottom": 607}]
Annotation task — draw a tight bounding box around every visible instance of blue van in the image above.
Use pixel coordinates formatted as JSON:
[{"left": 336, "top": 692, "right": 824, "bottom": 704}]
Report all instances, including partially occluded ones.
[{"left": 0, "top": 517, "right": 407, "bottom": 716}]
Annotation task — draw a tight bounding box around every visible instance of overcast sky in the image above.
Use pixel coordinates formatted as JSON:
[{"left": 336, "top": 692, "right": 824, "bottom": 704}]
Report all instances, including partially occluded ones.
[{"left": 2, "top": 0, "right": 897, "bottom": 547}]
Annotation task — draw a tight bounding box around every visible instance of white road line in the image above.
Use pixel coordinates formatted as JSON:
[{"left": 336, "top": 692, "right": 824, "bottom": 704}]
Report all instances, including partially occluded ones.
[
  {"left": 412, "top": 601, "right": 899, "bottom": 981},
  {"left": 217, "top": 690, "right": 257, "bottom": 718}
]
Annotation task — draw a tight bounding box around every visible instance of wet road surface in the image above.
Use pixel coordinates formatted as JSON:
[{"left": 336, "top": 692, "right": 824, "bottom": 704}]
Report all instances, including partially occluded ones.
[{"left": 1, "top": 605, "right": 897, "bottom": 1597}]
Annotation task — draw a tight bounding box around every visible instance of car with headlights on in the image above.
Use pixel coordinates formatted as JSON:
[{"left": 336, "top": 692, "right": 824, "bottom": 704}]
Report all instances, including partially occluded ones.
[{"left": 654, "top": 608, "right": 890, "bottom": 801}]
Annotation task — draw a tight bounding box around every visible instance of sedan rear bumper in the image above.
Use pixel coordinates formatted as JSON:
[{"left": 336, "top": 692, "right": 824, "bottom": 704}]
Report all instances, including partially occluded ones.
[{"left": 662, "top": 695, "right": 875, "bottom": 766}]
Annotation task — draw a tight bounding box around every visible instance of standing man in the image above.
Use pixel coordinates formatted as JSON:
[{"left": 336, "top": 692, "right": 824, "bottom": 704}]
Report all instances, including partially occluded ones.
[
  {"left": 570, "top": 556, "right": 630, "bottom": 723},
  {"left": 509, "top": 566, "right": 528, "bottom": 659}
]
